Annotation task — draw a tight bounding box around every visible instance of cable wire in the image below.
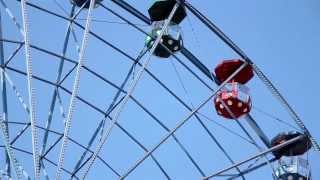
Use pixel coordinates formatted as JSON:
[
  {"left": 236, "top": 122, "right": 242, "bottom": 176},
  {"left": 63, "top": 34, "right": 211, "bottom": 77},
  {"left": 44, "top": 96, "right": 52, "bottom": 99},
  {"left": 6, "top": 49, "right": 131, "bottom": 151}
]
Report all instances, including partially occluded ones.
[{"left": 252, "top": 106, "right": 299, "bottom": 131}]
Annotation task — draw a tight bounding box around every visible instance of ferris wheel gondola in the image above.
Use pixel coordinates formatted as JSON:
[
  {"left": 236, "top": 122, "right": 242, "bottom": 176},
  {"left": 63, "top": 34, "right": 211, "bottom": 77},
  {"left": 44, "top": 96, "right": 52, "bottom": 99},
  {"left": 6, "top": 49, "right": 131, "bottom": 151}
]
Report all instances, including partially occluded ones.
[
  {"left": 213, "top": 59, "right": 254, "bottom": 119},
  {"left": 145, "top": 0, "right": 186, "bottom": 58}
]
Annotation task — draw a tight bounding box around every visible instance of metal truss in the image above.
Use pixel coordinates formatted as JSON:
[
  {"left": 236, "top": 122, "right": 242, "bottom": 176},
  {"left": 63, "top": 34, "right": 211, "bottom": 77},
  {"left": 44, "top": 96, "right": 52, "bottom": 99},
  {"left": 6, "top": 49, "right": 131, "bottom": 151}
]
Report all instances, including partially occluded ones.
[{"left": 0, "top": 0, "right": 317, "bottom": 179}]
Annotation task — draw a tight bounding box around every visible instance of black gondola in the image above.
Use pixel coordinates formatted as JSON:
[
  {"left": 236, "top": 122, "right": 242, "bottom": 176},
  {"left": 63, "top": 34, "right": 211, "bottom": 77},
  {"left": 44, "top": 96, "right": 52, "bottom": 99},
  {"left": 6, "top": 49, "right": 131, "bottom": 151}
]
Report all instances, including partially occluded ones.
[
  {"left": 271, "top": 131, "right": 311, "bottom": 159},
  {"left": 148, "top": 0, "right": 186, "bottom": 24}
]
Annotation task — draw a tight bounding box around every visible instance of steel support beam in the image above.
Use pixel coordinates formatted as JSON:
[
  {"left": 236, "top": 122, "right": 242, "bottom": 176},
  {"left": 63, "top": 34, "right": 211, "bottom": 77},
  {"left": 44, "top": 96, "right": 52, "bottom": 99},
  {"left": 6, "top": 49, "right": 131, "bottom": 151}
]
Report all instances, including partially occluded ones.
[
  {"left": 0, "top": 8, "right": 11, "bottom": 177},
  {"left": 245, "top": 115, "right": 271, "bottom": 147},
  {"left": 20, "top": 0, "right": 41, "bottom": 178}
]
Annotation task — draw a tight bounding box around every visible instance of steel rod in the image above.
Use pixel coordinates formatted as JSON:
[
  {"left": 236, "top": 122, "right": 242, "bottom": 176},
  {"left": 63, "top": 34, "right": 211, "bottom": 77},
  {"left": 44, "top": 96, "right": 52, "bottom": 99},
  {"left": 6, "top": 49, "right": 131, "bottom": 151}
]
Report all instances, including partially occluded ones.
[
  {"left": 204, "top": 135, "right": 303, "bottom": 179},
  {"left": 226, "top": 158, "right": 277, "bottom": 180}
]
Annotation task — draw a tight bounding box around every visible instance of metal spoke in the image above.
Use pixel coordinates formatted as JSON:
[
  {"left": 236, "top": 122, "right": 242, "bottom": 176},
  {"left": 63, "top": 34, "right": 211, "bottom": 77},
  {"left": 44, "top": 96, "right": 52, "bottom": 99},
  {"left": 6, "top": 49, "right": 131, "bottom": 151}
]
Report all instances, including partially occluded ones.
[
  {"left": 0, "top": 9, "right": 11, "bottom": 178},
  {"left": 2, "top": 68, "right": 52, "bottom": 179},
  {"left": 20, "top": 0, "right": 40, "bottom": 178},
  {"left": 0, "top": 115, "right": 23, "bottom": 179},
  {"left": 55, "top": 0, "right": 96, "bottom": 178}
]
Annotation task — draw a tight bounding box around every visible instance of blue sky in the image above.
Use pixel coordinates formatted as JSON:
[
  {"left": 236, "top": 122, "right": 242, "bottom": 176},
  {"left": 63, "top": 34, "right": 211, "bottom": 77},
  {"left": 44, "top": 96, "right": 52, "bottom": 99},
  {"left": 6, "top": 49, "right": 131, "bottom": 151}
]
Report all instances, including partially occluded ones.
[{"left": 0, "top": 0, "right": 320, "bottom": 179}]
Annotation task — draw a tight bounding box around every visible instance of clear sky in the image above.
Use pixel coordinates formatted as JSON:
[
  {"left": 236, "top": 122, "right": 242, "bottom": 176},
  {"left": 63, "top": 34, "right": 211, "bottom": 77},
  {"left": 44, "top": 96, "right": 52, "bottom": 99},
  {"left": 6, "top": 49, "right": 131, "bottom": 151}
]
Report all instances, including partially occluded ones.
[{"left": 0, "top": 0, "right": 319, "bottom": 179}]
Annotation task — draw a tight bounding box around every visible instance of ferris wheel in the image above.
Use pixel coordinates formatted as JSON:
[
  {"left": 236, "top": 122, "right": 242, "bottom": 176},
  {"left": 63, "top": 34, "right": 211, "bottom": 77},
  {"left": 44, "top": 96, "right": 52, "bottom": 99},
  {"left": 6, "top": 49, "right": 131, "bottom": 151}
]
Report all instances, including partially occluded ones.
[{"left": 0, "top": 0, "right": 319, "bottom": 179}]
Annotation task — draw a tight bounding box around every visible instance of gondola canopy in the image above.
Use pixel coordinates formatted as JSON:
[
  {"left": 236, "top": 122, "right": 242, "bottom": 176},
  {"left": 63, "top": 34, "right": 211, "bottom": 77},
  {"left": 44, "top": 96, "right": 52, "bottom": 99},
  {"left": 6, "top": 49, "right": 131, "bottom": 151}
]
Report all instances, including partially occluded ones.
[
  {"left": 271, "top": 131, "right": 311, "bottom": 159},
  {"left": 148, "top": 0, "right": 186, "bottom": 24},
  {"left": 214, "top": 59, "right": 254, "bottom": 85}
]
